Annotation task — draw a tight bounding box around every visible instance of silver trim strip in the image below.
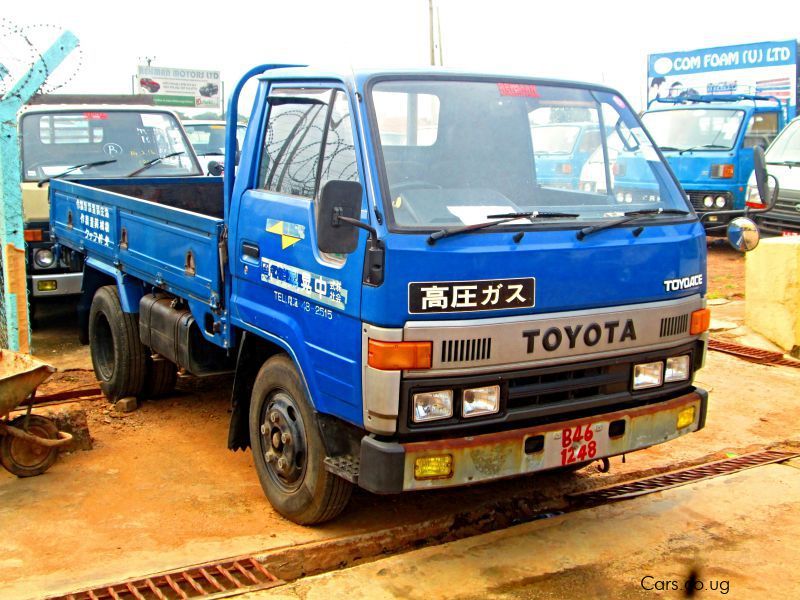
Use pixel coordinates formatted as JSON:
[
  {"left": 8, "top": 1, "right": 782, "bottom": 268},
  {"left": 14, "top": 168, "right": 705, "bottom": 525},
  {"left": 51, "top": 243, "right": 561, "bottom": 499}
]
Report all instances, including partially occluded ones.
[{"left": 403, "top": 295, "right": 704, "bottom": 378}]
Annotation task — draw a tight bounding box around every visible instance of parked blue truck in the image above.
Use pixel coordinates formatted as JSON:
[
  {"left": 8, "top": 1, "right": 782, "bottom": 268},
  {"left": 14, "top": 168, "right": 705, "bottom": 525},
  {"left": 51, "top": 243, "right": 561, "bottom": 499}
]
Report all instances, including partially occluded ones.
[
  {"left": 631, "top": 94, "right": 785, "bottom": 230},
  {"left": 48, "top": 65, "right": 773, "bottom": 524}
]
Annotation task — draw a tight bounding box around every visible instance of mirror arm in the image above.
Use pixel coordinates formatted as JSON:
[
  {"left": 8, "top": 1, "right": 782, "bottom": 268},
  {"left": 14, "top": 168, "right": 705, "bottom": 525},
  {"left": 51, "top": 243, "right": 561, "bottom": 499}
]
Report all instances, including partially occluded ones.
[{"left": 333, "top": 208, "right": 379, "bottom": 240}]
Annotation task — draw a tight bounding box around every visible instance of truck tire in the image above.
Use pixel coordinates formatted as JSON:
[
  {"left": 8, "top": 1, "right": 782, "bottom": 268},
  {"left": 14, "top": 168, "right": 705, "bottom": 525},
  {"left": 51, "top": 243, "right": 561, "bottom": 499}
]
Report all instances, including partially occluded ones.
[
  {"left": 249, "top": 355, "right": 352, "bottom": 525},
  {"left": 143, "top": 355, "right": 177, "bottom": 397},
  {"left": 89, "top": 285, "right": 146, "bottom": 401}
]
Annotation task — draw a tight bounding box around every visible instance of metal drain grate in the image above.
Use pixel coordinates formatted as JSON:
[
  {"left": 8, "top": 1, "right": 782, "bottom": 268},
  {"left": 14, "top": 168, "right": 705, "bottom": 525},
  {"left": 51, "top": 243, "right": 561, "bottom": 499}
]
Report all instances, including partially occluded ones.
[
  {"left": 709, "top": 339, "right": 800, "bottom": 369},
  {"left": 48, "top": 556, "right": 282, "bottom": 600},
  {"left": 567, "top": 450, "right": 799, "bottom": 505}
]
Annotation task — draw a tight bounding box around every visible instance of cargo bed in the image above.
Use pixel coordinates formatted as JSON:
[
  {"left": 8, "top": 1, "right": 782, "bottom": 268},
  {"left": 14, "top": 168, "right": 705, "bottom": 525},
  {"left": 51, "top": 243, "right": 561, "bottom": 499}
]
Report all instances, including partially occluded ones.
[{"left": 49, "top": 177, "right": 225, "bottom": 309}]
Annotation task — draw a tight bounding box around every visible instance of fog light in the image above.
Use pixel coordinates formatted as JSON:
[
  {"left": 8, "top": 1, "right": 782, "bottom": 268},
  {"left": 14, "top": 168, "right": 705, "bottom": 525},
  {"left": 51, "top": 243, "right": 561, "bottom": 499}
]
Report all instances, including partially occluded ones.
[
  {"left": 462, "top": 385, "right": 500, "bottom": 418},
  {"left": 33, "top": 248, "right": 55, "bottom": 268},
  {"left": 715, "top": 195, "right": 726, "bottom": 208},
  {"left": 412, "top": 390, "right": 453, "bottom": 422},
  {"left": 414, "top": 455, "right": 453, "bottom": 479},
  {"left": 703, "top": 195, "right": 714, "bottom": 208},
  {"left": 633, "top": 361, "right": 663, "bottom": 390},
  {"left": 665, "top": 355, "right": 691, "bottom": 382},
  {"left": 676, "top": 406, "right": 696, "bottom": 429},
  {"left": 37, "top": 280, "right": 57, "bottom": 292}
]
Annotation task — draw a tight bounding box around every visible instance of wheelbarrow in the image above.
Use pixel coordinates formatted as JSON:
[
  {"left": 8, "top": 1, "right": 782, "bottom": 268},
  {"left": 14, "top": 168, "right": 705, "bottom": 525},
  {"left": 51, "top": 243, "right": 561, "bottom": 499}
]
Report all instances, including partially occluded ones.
[{"left": 0, "top": 349, "right": 72, "bottom": 477}]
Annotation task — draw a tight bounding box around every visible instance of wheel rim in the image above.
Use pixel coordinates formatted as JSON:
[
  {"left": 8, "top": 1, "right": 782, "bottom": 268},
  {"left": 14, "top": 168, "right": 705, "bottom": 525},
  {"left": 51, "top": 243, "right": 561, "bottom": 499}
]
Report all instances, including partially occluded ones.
[
  {"left": 259, "top": 391, "right": 307, "bottom": 493},
  {"left": 92, "top": 311, "right": 115, "bottom": 381},
  {"left": 7, "top": 422, "right": 55, "bottom": 469}
]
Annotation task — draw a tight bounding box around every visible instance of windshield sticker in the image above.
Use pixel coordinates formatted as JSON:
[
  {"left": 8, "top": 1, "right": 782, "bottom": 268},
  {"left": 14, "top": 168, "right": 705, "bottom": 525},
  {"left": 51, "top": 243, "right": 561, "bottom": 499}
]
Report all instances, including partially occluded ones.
[
  {"left": 497, "top": 83, "right": 539, "bottom": 98},
  {"left": 409, "top": 277, "right": 535, "bottom": 314},
  {"left": 261, "top": 258, "right": 347, "bottom": 310},
  {"left": 266, "top": 219, "right": 306, "bottom": 249}
]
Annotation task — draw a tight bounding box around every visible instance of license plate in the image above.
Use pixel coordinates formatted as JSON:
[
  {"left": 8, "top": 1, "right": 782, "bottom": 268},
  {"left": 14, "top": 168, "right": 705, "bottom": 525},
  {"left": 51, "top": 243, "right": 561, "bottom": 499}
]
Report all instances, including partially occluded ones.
[{"left": 547, "top": 422, "right": 609, "bottom": 467}]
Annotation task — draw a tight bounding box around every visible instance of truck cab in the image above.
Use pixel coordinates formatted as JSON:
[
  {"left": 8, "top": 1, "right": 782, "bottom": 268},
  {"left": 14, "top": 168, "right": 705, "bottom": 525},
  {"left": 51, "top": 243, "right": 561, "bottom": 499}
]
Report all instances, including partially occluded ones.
[
  {"left": 530, "top": 122, "right": 604, "bottom": 190},
  {"left": 19, "top": 105, "right": 202, "bottom": 301},
  {"left": 627, "top": 94, "right": 784, "bottom": 230}
]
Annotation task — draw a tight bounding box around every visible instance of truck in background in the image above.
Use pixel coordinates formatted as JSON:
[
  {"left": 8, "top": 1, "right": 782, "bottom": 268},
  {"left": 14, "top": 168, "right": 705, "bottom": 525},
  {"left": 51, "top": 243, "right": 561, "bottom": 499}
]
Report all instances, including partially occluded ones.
[
  {"left": 48, "top": 64, "right": 774, "bottom": 524},
  {"left": 183, "top": 119, "right": 247, "bottom": 175},
  {"left": 19, "top": 103, "right": 202, "bottom": 308},
  {"left": 626, "top": 94, "right": 784, "bottom": 229}
]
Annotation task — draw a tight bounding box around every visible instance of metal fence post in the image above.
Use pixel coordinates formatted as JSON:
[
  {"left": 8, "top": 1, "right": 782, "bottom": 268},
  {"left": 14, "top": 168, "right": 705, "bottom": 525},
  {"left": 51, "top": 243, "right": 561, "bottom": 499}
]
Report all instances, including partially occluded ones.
[{"left": 0, "top": 30, "right": 78, "bottom": 351}]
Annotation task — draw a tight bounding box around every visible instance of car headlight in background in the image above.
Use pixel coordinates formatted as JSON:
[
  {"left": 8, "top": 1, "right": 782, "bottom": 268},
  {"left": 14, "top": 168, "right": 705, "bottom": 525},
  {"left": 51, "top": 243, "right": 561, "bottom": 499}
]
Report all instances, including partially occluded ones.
[
  {"left": 745, "top": 185, "right": 764, "bottom": 209},
  {"left": 703, "top": 195, "right": 714, "bottom": 208},
  {"left": 714, "top": 195, "right": 727, "bottom": 208},
  {"left": 33, "top": 248, "right": 55, "bottom": 268},
  {"left": 412, "top": 390, "right": 453, "bottom": 422},
  {"left": 665, "top": 355, "right": 691, "bottom": 382},
  {"left": 632, "top": 361, "right": 664, "bottom": 390},
  {"left": 462, "top": 385, "right": 500, "bottom": 418}
]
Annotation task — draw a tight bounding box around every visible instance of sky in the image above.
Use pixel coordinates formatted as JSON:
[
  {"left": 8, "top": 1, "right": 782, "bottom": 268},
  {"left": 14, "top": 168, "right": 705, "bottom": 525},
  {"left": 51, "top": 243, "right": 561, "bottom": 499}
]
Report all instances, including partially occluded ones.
[{"left": 2, "top": 0, "right": 799, "bottom": 115}]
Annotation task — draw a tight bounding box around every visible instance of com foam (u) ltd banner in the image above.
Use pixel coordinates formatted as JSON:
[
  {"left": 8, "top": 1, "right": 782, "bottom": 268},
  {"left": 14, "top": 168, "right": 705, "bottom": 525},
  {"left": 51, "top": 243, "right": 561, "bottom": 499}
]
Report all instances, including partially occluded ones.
[
  {"left": 136, "top": 65, "right": 221, "bottom": 109},
  {"left": 647, "top": 40, "right": 798, "bottom": 120}
]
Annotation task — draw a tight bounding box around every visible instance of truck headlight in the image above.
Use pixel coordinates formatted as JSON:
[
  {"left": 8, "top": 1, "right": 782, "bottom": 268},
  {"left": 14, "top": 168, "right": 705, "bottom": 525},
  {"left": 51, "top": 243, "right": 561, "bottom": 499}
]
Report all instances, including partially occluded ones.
[
  {"left": 703, "top": 195, "right": 714, "bottom": 208},
  {"left": 714, "top": 195, "right": 727, "bottom": 208},
  {"left": 633, "top": 361, "right": 663, "bottom": 390},
  {"left": 462, "top": 385, "right": 500, "bottom": 418},
  {"left": 665, "top": 355, "right": 691, "bottom": 382},
  {"left": 412, "top": 390, "right": 453, "bottom": 422},
  {"left": 33, "top": 248, "right": 55, "bottom": 268}
]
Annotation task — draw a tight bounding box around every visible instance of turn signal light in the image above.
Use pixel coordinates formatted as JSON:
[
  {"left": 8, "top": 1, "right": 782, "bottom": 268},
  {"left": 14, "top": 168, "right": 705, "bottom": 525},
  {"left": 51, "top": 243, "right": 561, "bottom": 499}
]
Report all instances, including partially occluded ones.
[
  {"left": 710, "top": 164, "right": 734, "bottom": 179},
  {"left": 368, "top": 339, "right": 432, "bottom": 370},
  {"left": 24, "top": 229, "right": 43, "bottom": 242},
  {"left": 690, "top": 308, "right": 711, "bottom": 335},
  {"left": 414, "top": 455, "right": 453, "bottom": 479}
]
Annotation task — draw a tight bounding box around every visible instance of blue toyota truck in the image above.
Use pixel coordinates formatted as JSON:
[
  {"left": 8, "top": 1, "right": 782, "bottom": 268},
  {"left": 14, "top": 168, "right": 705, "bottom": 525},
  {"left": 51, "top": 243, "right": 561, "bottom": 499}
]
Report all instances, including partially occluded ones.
[
  {"left": 629, "top": 94, "right": 785, "bottom": 230},
  {"left": 48, "top": 65, "right": 773, "bottom": 524}
]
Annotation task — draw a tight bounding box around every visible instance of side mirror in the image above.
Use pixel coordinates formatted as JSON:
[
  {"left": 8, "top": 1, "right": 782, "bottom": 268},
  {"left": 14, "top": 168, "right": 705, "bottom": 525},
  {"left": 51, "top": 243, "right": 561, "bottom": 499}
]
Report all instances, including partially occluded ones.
[
  {"left": 316, "top": 180, "right": 364, "bottom": 254},
  {"left": 752, "top": 146, "right": 778, "bottom": 211},
  {"left": 207, "top": 160, "right": 224, "bottom": 176},
  {"left": 726, "top": 216, "right": 760, "bottom": 253}
]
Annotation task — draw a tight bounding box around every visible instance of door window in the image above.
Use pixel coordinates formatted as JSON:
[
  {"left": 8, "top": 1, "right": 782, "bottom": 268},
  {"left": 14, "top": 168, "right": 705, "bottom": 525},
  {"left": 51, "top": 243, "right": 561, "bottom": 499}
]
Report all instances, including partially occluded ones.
[{"left": 259, "top": 88, "right": 331, "bottom": 198}]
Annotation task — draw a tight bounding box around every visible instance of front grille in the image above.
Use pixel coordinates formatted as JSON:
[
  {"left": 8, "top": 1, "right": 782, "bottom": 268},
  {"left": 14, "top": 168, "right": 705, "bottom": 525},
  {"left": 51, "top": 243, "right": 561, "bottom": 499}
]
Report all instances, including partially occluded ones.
[
  {"left": 440, "top": 337, "right": 492, "bottom": 363},
  {"left": 506, "top": 363, "right": 628, "bottom": 410},
  {"left": 756, "top": 194, "right": 800, "bottom": 235},
  {"left": 660, "top": 314, "right": 689, "bottom": 338},
  {"left": 687, "top": 190, "right": 732, "bottom": 211}
]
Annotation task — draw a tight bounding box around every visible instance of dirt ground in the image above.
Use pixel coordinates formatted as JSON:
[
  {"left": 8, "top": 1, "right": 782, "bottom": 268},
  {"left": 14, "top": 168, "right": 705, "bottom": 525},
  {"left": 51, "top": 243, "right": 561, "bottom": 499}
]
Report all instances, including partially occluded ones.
[
  {"left": 2, "top": 244, "right": 797, "bottom": 599},
  {"left": 706, "top": 239, "right": 746, "bottom": 300}
]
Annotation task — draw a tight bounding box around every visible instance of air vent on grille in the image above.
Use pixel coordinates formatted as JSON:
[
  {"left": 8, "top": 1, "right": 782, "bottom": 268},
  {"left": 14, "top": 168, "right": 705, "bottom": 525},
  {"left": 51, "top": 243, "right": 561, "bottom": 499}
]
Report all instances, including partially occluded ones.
[
  {"left": 660, "top": 314, "right": 689, "bottom": 338},
  {"left": 441, "top": 337, "right": 492, "bottom": 363}
]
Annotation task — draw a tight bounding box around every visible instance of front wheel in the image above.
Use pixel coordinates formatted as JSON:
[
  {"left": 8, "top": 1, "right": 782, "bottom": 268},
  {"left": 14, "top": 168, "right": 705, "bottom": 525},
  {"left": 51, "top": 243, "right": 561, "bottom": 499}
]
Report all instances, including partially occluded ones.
[{"left": 249, "top": 355, "right": 352, "bottom": 525}]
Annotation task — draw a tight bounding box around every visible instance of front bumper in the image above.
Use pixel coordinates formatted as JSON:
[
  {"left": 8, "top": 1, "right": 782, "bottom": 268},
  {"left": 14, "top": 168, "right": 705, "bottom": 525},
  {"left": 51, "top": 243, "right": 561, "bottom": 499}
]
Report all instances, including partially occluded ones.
[
  {"left": 359, "top": 388, "right": 707, "bottom": 493},
  {"left": 30, "top": 272, "right": 83, "bottom": 297}
]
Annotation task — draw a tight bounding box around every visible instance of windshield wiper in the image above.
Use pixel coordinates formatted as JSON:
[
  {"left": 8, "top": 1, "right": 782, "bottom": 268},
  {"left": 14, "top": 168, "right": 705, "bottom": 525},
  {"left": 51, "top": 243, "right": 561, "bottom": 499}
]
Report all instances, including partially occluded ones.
[
  {"left": 658, "top": 145, "right": 682, "bottom": 152},
  {"left": 576, "top": 208, "right": 689, "bottom": 241},
  {"left": 678, "top": 144, "right": 729, "bottom": 155},
  {"left": 36, "top": 159, "right": 117, "bottom": 187},
  {"left": 126, "top": 152, "right": 185, "bottom": 177},
  {"left": 428, "top": 211, "right": 578, "bottom": 245},
  {"left": 767, "top": 160, "right": 800, "bottom": 168}
]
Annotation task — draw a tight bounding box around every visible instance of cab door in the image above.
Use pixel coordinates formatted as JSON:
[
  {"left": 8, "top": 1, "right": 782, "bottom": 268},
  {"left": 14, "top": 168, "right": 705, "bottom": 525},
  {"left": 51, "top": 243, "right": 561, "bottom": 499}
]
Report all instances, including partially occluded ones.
[{"left": 231, "top": 84, "right": 368, "bottom": 425}]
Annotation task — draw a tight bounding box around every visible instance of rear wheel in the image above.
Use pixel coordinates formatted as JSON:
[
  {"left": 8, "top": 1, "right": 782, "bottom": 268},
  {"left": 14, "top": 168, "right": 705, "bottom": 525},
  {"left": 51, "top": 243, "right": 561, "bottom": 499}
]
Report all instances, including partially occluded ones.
[
  {"left": 249, "top": 355, "right": 352, "bottom": 525},
  {"left": 143, "top": 355, "right": 177, "bottom": 397},
  {"left": 0, "top": 415, "right": 60, "bottom": 477},
  {"left": 89, "top": 285, "right": 146, "bottom": 401}
]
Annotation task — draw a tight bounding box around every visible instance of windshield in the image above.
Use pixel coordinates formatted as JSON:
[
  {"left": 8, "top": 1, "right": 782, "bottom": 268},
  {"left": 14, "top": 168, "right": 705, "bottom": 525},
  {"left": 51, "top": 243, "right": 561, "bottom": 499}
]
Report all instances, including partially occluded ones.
[
  {"left": 765, "top": 118, "right": 800, "bottom": 163},
  {"left": 531, "top": 125, "right": 580, "bottom": 154},
  {"left": 20, "top": 110, "right": 201, "bottom": 181},
  {"left": 641, "top": 108, "right": 744, "bottom": 151},
  {"left": 369, "top": 79, "right": 689, "bottom": 229}
]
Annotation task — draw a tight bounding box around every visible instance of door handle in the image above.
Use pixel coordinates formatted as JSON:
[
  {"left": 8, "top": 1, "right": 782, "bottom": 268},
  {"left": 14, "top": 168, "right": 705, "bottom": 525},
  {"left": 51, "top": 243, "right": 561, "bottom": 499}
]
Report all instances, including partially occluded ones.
[{"left": 241, "top": 241, "right": 260, "bottom": 261}]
